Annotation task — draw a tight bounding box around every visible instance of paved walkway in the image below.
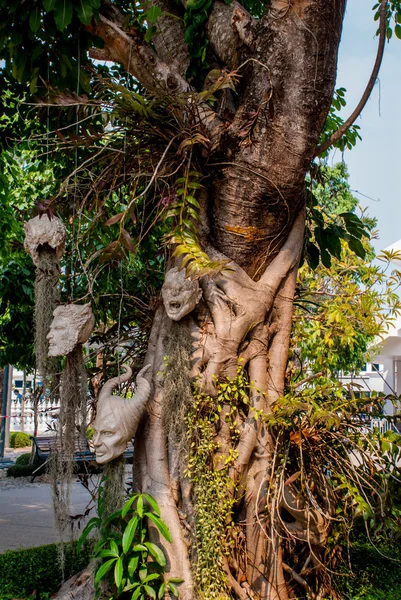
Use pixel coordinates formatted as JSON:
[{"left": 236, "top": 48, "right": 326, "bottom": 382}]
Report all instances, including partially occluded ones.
[{"left": 0, "top": 479, "right": 93, "bottom": 552}]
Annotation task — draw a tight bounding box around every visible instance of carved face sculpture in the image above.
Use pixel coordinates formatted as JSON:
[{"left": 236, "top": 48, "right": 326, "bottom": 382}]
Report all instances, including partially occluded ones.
[
  {"left": 24, "top": 215, "right": 66, "bottom": 267},
  {"left": 91, "top": 365, "right": 150, "bottom": 464},
  {"left": 91, "top": 408, "right": 127, "bottom": 464},
  {"left": 161, "top": 267, "right": 202, "bottom": 321},
  {"left": 47, "top": 304, "right": 95, "bottom": 357}
]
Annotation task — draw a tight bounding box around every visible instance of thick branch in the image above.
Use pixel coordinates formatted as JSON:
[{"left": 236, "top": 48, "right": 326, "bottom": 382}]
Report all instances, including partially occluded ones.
[
  {"left": 315, "top": 0, "right": 388, "bottom": 156},
  {"left": 149, "top": 0, "right": 190, "bottom": 77},
  {"left": 88, "top": 12, "right": 190, "bottom": 96},
  {"left": 207, "top": 1, "right": 256, "bottom": 69}
]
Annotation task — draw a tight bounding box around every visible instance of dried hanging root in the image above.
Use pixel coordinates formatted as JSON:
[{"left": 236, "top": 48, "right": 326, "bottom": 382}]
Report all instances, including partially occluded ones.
[
  {"left": 34, "top": 245, "right": 60, "bottom": 381},
  {"left": 51, "top": 345, "right": 89, "bottom": 575}
]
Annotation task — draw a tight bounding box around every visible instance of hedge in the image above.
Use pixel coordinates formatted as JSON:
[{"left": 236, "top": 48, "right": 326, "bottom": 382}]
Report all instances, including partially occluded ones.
[{"left": 0, "top": 542, "right": 91, "bottom": 599}]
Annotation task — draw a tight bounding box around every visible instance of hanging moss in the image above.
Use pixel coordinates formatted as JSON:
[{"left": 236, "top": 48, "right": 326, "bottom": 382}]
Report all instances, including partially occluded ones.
[
  {"left": 34, "top": 245, "right": 60, "bottom": 380},
  {"left": 103, "top": 456, "right": 126, "bottom": 520},
  {"left": 50, "top": 345, "right": 89, "bottom": 577},
  {"left": 162, "top": 321, "right": 193, "bottom": 455}
]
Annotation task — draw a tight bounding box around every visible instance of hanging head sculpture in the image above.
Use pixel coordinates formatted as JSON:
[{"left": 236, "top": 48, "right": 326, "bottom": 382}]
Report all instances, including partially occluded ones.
[
  {"left": 24, "top": 214, "right": 66, "bottom": 268},
  {"left": 47, "top": 304, "right": 95, "bottom": 357},
  {"left": 92, "top": 365, "right": 151, "bottom": 464},
  {"left": 161, "top": 267, "right": 202, "bottom": 321}
]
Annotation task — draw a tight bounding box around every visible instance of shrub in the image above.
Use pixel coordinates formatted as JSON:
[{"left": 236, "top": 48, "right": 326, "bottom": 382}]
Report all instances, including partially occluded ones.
[
  {"left": 15, "top": 452, "right": 31, "bottom": 466},
  {"left": 7, "top": 464, "right": 39, "bottom": 477},
  {"left": 8, "top": 431, "right": 18, "bottom": 448},
  {"left": 13, "top": 432, "right": 32, "bottom": 448},
  {"left": 0, "top": 541, "right": 91, "bottom": 599}
]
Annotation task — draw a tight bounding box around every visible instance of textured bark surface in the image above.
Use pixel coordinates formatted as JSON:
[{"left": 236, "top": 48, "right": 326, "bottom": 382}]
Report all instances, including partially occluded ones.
[{"left": 81, "top": 1, "right": 349, "bottom": 598}]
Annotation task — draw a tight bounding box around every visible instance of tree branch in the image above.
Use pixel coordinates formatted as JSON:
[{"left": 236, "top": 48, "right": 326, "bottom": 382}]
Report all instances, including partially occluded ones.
[
  {"left": 88, "top": 12, "right": 190, "bottom": 96},
  {"left": 207, "top": 1, "right": 256, "bottom": 69},
  {"left": 315, "top": 0, "right": 388, "bottom": 156}
]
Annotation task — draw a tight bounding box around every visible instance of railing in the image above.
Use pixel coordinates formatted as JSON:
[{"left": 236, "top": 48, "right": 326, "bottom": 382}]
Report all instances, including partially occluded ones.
[{"left": 10, "top": 395, "right": 60, "bottom": 434}]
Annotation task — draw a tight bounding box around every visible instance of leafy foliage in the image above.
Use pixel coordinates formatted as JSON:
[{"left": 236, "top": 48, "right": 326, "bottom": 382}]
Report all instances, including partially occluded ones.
[
  {"left": 78, "top": 484, "right": 181, "bottom": 599},
  {"left": 318, "top": 87, "right": 362, "bottom": 157}
]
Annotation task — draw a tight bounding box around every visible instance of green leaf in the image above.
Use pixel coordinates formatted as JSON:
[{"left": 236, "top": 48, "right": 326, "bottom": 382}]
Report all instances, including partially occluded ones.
[
  {"left": 94, "top": 559, "right": 117, "bottom": 585},
  {"left": 395, "top": 24, "right": 401, "bottom": 39},
  {"left": 137, "top": 495, "right": 144, "bottom": 517},
  {"left": 132, "top": 586, "right": 143, "bottom": 600},
  {"left": 77, "top": 517, "right": 100, "bottom": 553},
  {"left": 122, "top": 515, "right": 139, "bottom": 553},
  {"left": 143, "top": 494, "right": 161, "bottom": 516},
  {"left": 98, "top": 549, "right": 120, "bottom": 559},
  {"left": 348, "top": 236, "right": 365, "bottom": 259},
  {"left": 144, "top": 542, "right": 166, "bottom": 567},
  {"left": 114, "top": 557, "right": 124, "bottom": 589},
  {"left": 75, "top": 0, "right": 94, "bottom": 25},
  {"left": 128, "top": 555, "right": 140, "bottom": 577},
  {"left": 43, "top": 0, "right": 56, "bottom": 10},
  {"left": 144, "top": 585, "right": 157, "bottom": 599},
  {"left": 145, "top": 512, "right": 172, "bottom": 542},
  {"left": 29, "top": 8, "right": 41, "bottom": 32},
  {"left": 54, "top": 0, "right": 73, "bottom": 31},
  {"left": 146, "top": 5, "right": 162, "bottom": 23},
  {"left": 110, "top": 540, "right": 120, "bottom": 556},
  {"left": 122, "top": 494, "right": 139, "bottom": 518},
  {"left": 168, "top": 581, "right": 180, "bottom": 597},
  {"left": 158, "top": 583, "right": 165, "bottom": 599}
]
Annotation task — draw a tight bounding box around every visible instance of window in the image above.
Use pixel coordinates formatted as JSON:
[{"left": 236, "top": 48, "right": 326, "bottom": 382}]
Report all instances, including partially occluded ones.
[{"left": 14, "top": 380, "right": 23, "bottom": 388}]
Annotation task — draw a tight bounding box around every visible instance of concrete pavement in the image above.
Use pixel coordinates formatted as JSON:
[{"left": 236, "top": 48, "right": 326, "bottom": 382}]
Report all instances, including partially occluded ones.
[{"left": 0, "top": 481, "right": 93, "bottom": 552}]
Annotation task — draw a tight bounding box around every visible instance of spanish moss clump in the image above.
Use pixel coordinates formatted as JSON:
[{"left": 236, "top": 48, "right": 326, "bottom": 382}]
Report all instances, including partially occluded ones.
[
  {"left": 34, "top": 245, "right": 60, "bottom": 380},
  {"left": 162, "top": 321, "right": 193, "bottom": 455},
  {"left": 103, "top": 456, "right": 126, "bottom": 520},
  {"left": 51, "top": 345, "right": 89, "bottom": 576}
]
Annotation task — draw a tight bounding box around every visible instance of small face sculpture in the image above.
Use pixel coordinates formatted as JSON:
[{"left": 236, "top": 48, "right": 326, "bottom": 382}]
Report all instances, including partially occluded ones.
[
  {"left": 47, "top": 314, "right": 75, "bottom": 356},
  {"left": 161, "top": 267, "right": 202, "bottom": 321},
  {"left": 47, "top": 304, "right": 94, "bottom": 357},
  {"left": 92, "top": 412, "right": 127, "bottom": 464}
]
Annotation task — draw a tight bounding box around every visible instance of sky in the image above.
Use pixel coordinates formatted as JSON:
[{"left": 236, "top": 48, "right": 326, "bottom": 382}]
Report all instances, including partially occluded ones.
[{"left": 335, "top": 0, "right": 401, "bottom": 253}]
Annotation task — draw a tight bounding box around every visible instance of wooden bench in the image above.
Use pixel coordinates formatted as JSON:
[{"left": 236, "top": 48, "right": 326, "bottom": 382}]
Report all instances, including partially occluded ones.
[{"left": 30, "top": 435, "right": 134, "bottom": 478}]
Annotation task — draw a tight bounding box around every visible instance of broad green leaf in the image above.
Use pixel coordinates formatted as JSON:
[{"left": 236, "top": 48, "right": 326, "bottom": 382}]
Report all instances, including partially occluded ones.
[
  {"left": 122, "top": 515, "right": 139, "bottom": 553},
  {"left": 143, "top": 494, "right": 160, "bottom": 516},
  {"left": 145, "top": 512, "right": 172, "bottom": 542},
  {"left": 97, "top": 549, "right": 119, "bottom": 558},
  {"left": 158, "top": 583, "right": 165, "bottom": 599},
  {"left": 75, "top": 0, "right": 94, "bottom": 25},
  {"left": 122, "top": 493, "right": 139, "bottom": 518},
  {"left": 137, "top": 495, "right": 144, "bottom": 517},
  {"left": 144, "top": 585, "right": 157, "bottom": 599},
  {"left": 128, "top": 554, "right": 140, "bottom": 577},
  {"left": 168, "top": 581, "right": 179, "bottom": 597},
  {"left": 144, "top": 542, "right": 166, "bottom": 567},
  {"left": 43, "top": 0, "right": 56, "bottom": 10},
  {"left": 94, "top": 558, "right": 117, "bottom": 585},
  {"left": 114, "top": 557, "right": 124, "bottom": 589},
  {"left": 146, "top": 6, "right": 162, "bottom": 23},
  {"left": 29, "top": 8, "right": 41, "bottom": 32},
  {"left": 132, "top": 587, "right": 143, "bottom": 600},
  {"left": 110, "top": 540, "right": 120, "bottom": 556},
  {"left": 54, "top": 0, "right": 73, "bottom": 31}
]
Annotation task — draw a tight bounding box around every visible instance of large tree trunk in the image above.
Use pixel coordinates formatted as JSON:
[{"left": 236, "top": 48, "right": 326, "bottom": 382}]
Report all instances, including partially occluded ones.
[{"left": 78, "top": 1, "right": 349, "bottom": 598}]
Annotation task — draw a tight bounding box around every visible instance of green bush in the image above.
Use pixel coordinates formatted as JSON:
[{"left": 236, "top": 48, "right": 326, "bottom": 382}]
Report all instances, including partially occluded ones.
[
  {"left": 0, "top": 541, "right": 92, "bottom": 599},
  {"left": 13, "top": 432, "right": 32, "bottom": 448},
  {"left": 15, "top": 452, "right": 31, "bottom": 466},
  {"left": 8, "top": 431, "right": 18, "bottom": 447},
  {"left": 7, "top": 463, "right": 39, "bottom": 477},
  {"left": 336, "top": 536, "right": 401, "bottom": 599}
]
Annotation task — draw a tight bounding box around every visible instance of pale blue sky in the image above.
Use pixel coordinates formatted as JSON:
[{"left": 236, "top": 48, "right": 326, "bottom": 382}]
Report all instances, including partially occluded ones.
[{"left": 335, "top": 0, "right": 401, "bottom": 252}]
